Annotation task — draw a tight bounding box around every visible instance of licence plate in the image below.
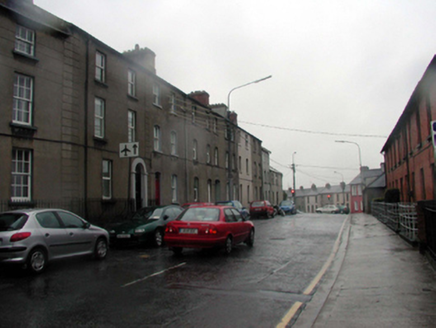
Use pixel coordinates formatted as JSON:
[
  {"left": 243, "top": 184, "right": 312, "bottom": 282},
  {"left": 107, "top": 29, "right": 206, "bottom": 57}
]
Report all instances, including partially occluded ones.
[
  {"left": 117, "top": 234, "right": 131, "bottom": 239},
  {"left": 180, "top": 228, "right": 198, "bottom": 234}
]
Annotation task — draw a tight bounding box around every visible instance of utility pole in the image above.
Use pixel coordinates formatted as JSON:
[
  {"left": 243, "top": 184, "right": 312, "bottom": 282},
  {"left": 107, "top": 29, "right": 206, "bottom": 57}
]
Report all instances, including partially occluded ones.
[{"left": 292, "top": 152, "right": 296, "bottom": 202}]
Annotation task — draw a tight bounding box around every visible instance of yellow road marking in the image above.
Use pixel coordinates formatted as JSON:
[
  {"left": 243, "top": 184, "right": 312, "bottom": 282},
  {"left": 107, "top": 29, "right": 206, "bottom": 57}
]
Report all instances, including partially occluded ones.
[{"left": 276, "top": 216, "right": 349, "bottom": 327}]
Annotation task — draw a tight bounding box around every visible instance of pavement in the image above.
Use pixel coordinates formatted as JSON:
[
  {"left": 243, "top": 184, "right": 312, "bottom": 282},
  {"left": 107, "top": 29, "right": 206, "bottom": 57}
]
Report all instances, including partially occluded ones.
[{"left": 293, "top": 213, "right": 436, "bottom": 328}]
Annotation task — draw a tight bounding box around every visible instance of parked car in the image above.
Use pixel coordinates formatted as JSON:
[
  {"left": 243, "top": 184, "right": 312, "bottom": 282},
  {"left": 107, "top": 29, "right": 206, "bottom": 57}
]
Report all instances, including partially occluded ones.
[
  {"left": 0, "top": 208, "right": 109, "bottom": 274},
  {"left": 108, "top": 205, "right": 183, "bottom": 247},
  {"left": 215, "top": 200, "right": 249, "bottom": 219},
  {"left": 164, "top": 205, "right": 254, "bottom": 255},
  {"left": 181, "top": 202, "right": 214, "bottom": 208},
  {"left": 315, "top": 205, "right": 340, "bottom": 214},
  {"left": 337, "top": 205, "right": 350, "bottom": 214},
  {"left": 249, "top": 200, "right": 275, "bottom": 219},
  {"left": 279, "top": 200, "right": 297, "bottom": 215}
]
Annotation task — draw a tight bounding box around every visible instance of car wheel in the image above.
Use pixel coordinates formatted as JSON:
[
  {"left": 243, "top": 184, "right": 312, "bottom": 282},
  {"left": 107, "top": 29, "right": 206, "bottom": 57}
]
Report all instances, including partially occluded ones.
[
  {"left": 27, "top": 248, "right": 47, "bottom": 274},
  {"left": 246, "top": 229, "right": 255, "bottom": 247},
  {"left": 94, "top": 237, "right": 108, "bottom": 260},
  {"left": 154, "top": 229, "right": 164, "bottom": 247},
  {"left": 172, "top": 247, "right": 183, "bottom": 255},
  {"left": 224, "top": 236, "right": 232, "bottom": 255}
]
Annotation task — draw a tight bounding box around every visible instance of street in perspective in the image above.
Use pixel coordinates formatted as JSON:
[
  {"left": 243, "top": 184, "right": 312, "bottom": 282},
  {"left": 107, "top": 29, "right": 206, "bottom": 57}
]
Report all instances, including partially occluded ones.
[
  {"left": 2, "top": 211, "right": 436, "bottom": 328},
  {"left": 2, "top": 1, "right": 436, "bottom": 328}
]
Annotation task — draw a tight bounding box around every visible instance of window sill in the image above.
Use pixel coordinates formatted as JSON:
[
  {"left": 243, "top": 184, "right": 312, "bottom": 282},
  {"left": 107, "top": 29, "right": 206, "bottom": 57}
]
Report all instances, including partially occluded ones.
[
  {"left": 153, "top": 150, "right": 163, "bottom": 155},
  {"left": 9, "top": 199, "right": 35, "bottom": 207},
  {"left": 12, "top": 50, "right": 39, "bottom": 63},
  {"left": 10, "top": 122, "right": 37, "bottom": 137},
  {"left": 101, "top": 198, "right": 116, "bottom": 204},
  {"left": 93, "top": 136, "right": 108, "bottom": 145},
  {"left": 94, "top": 79, "right": 108, "bottom": 88},
  {"left": 153, "top": 103, "right": 162, "bottom": 109},
  {"left": 127, "top": 94, "right": 139, "bottom": 101}
]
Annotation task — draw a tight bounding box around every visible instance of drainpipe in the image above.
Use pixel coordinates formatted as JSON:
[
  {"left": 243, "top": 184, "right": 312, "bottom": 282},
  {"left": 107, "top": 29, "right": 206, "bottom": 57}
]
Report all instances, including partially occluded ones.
[{"left": 84, "top": 38, "right": 89, "bottom": 218}]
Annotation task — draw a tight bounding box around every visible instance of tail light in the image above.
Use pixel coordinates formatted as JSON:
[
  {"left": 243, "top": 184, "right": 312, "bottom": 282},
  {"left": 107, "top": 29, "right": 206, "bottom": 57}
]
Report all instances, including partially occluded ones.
[
  {"left": 10, "top": 232, "right": 31, "bottom": 242},
  {"left": 165, "top": 226, "right": 177, "bottom": 233},
  {"left": 205, "top": 228, "right": 218, "bottom": 234}
]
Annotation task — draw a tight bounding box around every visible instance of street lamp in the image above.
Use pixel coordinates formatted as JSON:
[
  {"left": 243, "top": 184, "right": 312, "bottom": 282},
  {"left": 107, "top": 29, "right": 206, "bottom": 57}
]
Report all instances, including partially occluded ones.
[
  {"left": 335, "top": 140, "right": 364, "bottom": 212},
  {"left": 226, "top": 75, "right": 272, "bottom": 200}
]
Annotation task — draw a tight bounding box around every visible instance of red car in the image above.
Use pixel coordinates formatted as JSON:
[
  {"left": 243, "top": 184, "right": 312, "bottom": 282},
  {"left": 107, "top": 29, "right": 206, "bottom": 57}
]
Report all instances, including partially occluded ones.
[
  {"left": 249, "top": 200, "right": 275, "bottom": 219},
  {"left": 164, "top": 205, "right": 255, "bottom": 255}
]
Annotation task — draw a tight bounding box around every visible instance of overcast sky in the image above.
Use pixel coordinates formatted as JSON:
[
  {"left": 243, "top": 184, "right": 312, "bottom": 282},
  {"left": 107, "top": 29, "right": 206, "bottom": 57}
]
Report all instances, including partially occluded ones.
[{"left": 35, "top": 0, "right": 436, "bottom": 190}]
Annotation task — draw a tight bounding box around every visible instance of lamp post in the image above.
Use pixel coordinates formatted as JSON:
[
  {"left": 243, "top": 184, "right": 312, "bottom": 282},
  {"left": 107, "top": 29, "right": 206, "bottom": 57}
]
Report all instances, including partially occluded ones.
[
  {"left": 335, "top": 140, "right": 364, "bottom": 212},
  {"left": 292, "top": 152, "right": 297, "bottom": 202},
  {"left": 226, "top": 75, "right": 272, "bottom": 201}
]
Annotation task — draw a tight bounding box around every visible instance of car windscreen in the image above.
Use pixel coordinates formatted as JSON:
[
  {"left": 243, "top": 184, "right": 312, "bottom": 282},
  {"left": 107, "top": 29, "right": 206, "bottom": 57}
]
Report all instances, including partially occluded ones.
[
  {"left": 251, "top": 202, "right": 264, "bottom": 207},
  {"left": 216, "top": 201, "right": 232, "bottom": 206},
  {"left": 0, "top": 213, "right": 28, "bottom": 231},
  {"left": 280, "top": 201, "right": 292, "bottom": 206},
  {"left": 131, "top": 207, "right": 161, "bottom": 220},
  {"left": 179, "top": 208, "right": 219, "bottom": 222}
]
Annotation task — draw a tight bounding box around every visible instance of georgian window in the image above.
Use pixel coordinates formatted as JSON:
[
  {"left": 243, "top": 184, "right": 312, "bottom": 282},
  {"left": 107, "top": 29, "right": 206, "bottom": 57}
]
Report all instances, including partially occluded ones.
[
  {"left": 94, "top": 97, "right": 105, "bottom": 138},
  {"left": 11, "top": 149, "right": 32, "bottom": 201},
  {"left": 128, "top": 110, "right": 136, "bottom": 142},
  {"left": 153, "top": 125, "right": 161, "bottom": 151},
  {"left": 194, "top": 177, "right": 199, "bottom": 201},
  {"left": 214, "top": 147, "right": 219, "bottom": 166},
  {"left": 102, "top": 160, "right": 112, "bottom": 199},
  {"left": 153, "top": 84, "right": 160, "bottom": 106},
  {"left": 170, "top": 92, "right": 176, "bottom": 113},
  {"left": 225, "top": 152, "right": 229, "bottom": 169},
  {"left": 128, "top": 69, "right": 136, "bottom": 97},
  {"left": 171, "top": 175, "right": 178, "bottom": 203},
  {"left": 170, "top": 131, "right": 177, "bottom": 155},
  {"left": 213, "top": 118, "right": 217, "bottom": 133},
  {"left": 13, "top": 74, "right": 33, "bottom": 125},
  {"left": 192, "top": 106, "right": 196, "bottom": 123},
  {"left": 193, "top": 139, "right": 198, "bottom": 161},
  {"left": 206, "top": 145, "right": 211, "bottom": 164},
  {"left": 15, "top": 25, "right": 35, "bottom": 56},
  {"left": 95, "top": 51, "right": 106, "bottom": 82}
]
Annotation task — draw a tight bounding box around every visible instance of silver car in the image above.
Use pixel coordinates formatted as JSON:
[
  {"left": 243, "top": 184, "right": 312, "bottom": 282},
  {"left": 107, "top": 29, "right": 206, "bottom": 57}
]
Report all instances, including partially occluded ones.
[{"left": 0, "top": 208, "right": 109, "bottom": 273}]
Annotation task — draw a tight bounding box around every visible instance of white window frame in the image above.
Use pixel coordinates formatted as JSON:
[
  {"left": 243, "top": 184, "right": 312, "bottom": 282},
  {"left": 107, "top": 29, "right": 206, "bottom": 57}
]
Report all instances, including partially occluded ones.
[
  {"left": 206, "top": 145, "right": 211, "bottom": 164},
  {"left": 194, "top": 177, "right": 199, "bottom": 202},
  {"left": 170, "top": 92, "right": 176, "bottom": 113},
  {"left": 128, "top": 110, "right": 136, "bottom": 142},
  {"left": 170, "top": 131, "right": 177, "bottom": 155},
  {"left": 214, "top": 147, "right": 219, "bottom": 166},
  {"left": 95, "top": 51, "right": 106, "bottom": 82},
  {"left": 128, "top": 69, "right": 136, "bottom": 97},
  {"left": 102, "top": 160, "right": 112, "bottom": 199},
  {"left": 11, "top": 149, "right": 32, "bottom": 201},
  {"left": 13, "top": 74, "right": 33, "bottom": 125},
  {"left": 193, "top": 139, "right": 198, "bottom": 160},
  {"left": 15, "top": 25, "right": 35, "bottom": 56},
  {"left": 94, "top": 97, "right": 105, "bottom": 138},
  {"left": 153, "top": 125, "right": 161, "bottom": 151},
  {"left": 192, "top": 106, "right": 196, "bottom": 123},
  {"left": 171, "top": 175, "right": 178, "bottom": 203},
  {"left": 213, "top": 118, "right": 217, "bottom": 133},
  {"left": 153, "top": 84, "right": 160, "bottom": 106}
]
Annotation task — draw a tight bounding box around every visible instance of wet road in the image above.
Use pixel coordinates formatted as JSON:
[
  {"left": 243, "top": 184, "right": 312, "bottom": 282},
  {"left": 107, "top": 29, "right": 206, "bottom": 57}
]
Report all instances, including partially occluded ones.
[{"left": 0, "top": 213, "right": 346, "bottom": 328}]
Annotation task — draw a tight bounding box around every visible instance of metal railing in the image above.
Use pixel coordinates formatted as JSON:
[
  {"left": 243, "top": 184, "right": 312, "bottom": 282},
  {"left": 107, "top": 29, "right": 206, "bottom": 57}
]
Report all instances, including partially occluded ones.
[{"left": 372, "top": 201, "right": 417, "bottom": 243}]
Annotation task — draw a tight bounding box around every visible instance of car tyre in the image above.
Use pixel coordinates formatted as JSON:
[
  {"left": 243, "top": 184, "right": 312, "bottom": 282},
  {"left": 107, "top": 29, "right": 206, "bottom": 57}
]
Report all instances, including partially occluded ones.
[
  {"left": 27, "top": 248, "right": 47, "bottom": 274},
  {"left": 224, "top": 236, "right": 233, "bottom": 255},
  {"left": 94, "top": 237, "right": 108, "bottom": 260},
  {"left": 154, "top": 229, "right": 164, "bottom": 247},
  {"left": 246, "top": 229, "right": 255, "bottom": 247},
  {"left": 172, "top": 247, "right": 183, "bottom": 255}
]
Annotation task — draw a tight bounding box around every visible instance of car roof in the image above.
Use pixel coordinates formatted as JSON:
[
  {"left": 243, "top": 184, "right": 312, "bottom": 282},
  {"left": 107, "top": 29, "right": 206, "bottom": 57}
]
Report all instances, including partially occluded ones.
[{"left": 1, "top": 208, "right": 69, "bottom": 215}]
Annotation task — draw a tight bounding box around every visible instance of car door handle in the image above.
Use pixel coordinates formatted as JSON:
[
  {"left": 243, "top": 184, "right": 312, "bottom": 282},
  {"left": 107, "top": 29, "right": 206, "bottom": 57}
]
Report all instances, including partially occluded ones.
[
  {"left": 45, "top": 233, "right": 50, "bottom": 237},
  {"left": 69, "top": 232, "right": 74, "bottom": 236}
]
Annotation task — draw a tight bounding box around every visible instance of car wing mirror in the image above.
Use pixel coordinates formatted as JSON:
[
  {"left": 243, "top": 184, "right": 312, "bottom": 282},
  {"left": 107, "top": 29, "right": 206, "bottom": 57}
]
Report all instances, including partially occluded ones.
[
  {"left": 163, "top": 215, "right": 170, "bottom": 220},
  {"left": 83, "top": 222, "right": 91, "bottom": 229}
]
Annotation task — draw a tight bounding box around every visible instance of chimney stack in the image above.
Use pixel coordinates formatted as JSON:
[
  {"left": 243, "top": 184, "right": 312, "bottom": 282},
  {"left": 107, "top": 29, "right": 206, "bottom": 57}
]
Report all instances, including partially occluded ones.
[
  {"left": 124, "top": 45, "right": 156, "bottom": 74},
  {"left": 189, "top": 91, "right": 210, "bottom": 106}
]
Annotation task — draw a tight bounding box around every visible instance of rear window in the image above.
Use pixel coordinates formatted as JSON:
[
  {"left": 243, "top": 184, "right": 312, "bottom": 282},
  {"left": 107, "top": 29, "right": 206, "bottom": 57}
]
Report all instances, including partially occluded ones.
[
  {"left": 179, "top": 208, "right": 220, "bottom": 222},
  {"left": 0, "top": 213, "right": 28, "bottom": 231},
  {"left": 251, "top": 201, "right": 265, "bottom": 207}
]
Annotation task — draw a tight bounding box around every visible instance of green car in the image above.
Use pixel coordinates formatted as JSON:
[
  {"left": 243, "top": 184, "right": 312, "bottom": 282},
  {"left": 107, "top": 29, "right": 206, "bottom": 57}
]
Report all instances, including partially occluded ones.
[{"left": 108, "top": 205, "right": 183, "bottom": 247}]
